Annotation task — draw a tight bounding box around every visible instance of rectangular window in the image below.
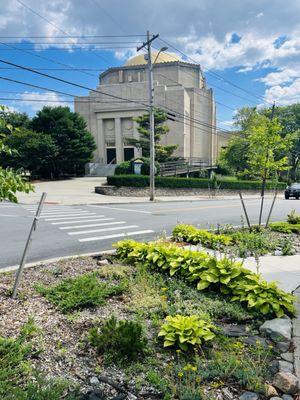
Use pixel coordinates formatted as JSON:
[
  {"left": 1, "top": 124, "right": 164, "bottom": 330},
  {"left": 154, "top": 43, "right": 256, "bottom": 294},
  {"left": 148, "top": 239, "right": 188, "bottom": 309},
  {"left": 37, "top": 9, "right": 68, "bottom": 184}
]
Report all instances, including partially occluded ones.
[
  {"left": 106, "top": 148, "right": 116, "bottom": 164},
  {"left": 124, "top": 147, "right": 135, "bottom": 161}
]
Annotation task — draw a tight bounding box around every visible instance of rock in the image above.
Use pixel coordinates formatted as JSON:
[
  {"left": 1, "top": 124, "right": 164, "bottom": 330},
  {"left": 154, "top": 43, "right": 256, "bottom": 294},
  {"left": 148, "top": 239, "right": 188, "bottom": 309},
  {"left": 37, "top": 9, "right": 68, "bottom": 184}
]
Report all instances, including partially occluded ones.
[
  {"left": 273, "top": 372, "right": 299, "bottom": 394},
  {"left": 260, "top": 319, "right": 292, "bottom": 342},
  {"left": 80, "top": 390, "right": 105, "bottom": 400},
  {"left": 279, "top": 360, "right": 294, "bottom": 373},
  {"left": 243, "top": 335, "right": 269, "bottom": 348},
  {"left": 89, "top": 376, "right": 100, "bottom": 385},
  {"left": 274, "top": 250, "right": 283, "bottom": 256},
  {"left": 270, "top": 360, "right": 280, "bottom": 374},
  {"left": 276, "top": 342, "right": 291, "bottom": 353},
  {"left": 282, "top": 395, "right": 293, "bottom": 400},
  {"left": 265, "top": 384, "right": 278, "bottom": 398},
  {"left": 239, "top": 392, "right": 259, "bottom": 400},
  {"left": 222, "top": 388, "right": 234, "bottom": 400},
  {"left": 269, "top": 397, "right": 282, "bottom": 400},
  {"left": 220, "top": 324, "right": 247, "bottom": 337},
  {"left": 98, "top": 259, "right": 109, "bottom": 266},
  {"left": 281, "top": 352, "right": 294, "bottom": 363}
]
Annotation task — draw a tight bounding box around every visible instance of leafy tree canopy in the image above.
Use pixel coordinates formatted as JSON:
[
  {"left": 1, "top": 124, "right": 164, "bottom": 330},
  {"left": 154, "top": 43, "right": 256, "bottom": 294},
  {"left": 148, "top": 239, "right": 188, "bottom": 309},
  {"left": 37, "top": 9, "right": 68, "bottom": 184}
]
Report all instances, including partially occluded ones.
[
  {"left": 0, "top": 108, "right": 30, "bottom": 135},
  {"left": 30, "top": 106, "right": 96, "bottom": 177},
  {"left": 0, "top": 106, "right": 33, "bottom": 202},
  {"left": 125, "top": 108, "right": 178, "bottom": 162}
]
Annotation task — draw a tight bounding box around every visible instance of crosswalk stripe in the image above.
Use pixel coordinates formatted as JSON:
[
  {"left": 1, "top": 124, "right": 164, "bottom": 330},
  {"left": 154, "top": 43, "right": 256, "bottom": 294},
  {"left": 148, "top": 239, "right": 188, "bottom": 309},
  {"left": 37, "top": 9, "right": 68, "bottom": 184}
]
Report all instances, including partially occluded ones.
[
  {"left": 51, "top": 217, "right": 105, "bottom": 225},
  {"left": 68, "top": 225, "right": 138, "bottom": 235},
  {"left": 78, "top": 229, "right": 154, "bottom": 242},
  {"left": 44, "top": 213, "right": 97, "bottom": 221},
  {"left": 40, "top": 211, "right": 90, "bottom": 217},
  {"left": 59, "top": 219, "right": 115, "bottom": 229}
]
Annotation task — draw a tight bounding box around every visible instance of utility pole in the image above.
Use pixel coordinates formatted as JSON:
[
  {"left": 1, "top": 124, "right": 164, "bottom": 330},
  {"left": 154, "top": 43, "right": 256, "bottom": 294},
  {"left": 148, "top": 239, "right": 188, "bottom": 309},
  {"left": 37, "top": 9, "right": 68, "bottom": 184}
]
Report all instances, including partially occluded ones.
[
  {"left": 137, "top": 31, "right": 159, "bottom": 201},
  {"left": 258, "top": 102, "right": 276, "bottom": 226}
]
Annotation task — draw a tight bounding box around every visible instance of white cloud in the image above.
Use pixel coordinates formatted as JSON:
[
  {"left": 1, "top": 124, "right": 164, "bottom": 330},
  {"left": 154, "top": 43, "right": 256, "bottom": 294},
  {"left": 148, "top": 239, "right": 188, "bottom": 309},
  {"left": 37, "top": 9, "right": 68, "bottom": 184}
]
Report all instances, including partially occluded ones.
[
  {"left": 14, "top": 91, "right": 69, "bottom": 112},
  {"left": 264, "top": 78, "right": 300, "bottom": 105}
]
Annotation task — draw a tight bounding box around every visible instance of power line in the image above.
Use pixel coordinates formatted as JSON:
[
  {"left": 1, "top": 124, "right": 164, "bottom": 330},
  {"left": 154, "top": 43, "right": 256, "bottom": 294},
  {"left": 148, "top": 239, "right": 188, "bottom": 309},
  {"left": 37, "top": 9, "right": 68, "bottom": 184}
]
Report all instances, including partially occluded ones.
[
  {"left": 0, "top": 41, "right": 99, "bottom": 78},
  {"left": 0, "top": 34, "right": 146, "bottom": 39},
  {"left": 0, "top": 67, "right": 106, "bottom": 71},
  {"left": 158, "top": 37, "right": 267, "bottom": 103},
  {"left": 0, "top": 58, "right": 231, "bottom": 135},
  {"left": 0, "top": 46, "right": 137, "bottom": 51}
]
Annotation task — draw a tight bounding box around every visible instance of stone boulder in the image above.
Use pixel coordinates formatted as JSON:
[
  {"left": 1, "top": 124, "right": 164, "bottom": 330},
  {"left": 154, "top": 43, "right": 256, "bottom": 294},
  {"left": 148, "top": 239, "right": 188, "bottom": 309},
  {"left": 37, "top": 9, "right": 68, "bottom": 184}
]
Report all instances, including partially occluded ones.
[
  {"left": 278, "top": 360, "right": 293, "bottom": 373},
  {"left": 239, "top": 392, "right": 259, "bottom": 400},
  {"left": 273, "top": 372, "right": 299, "bottom": 394},
  {"left": 260, "top": 319, "right": 292, "bottom": 342}
]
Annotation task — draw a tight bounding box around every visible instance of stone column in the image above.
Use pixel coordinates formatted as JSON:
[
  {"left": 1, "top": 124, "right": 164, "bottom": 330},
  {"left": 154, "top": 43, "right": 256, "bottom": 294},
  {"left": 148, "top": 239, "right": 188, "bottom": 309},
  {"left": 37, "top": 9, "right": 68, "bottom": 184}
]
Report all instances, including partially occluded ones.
[
  {"left": 133, "top": 119, "right": 142, "bottom": 158},
  {"left": 96, "top": 117, "right": 105, "bottom": 163},
  {"left": 115, "top": 117, "right": 123, "bottom": 163}
]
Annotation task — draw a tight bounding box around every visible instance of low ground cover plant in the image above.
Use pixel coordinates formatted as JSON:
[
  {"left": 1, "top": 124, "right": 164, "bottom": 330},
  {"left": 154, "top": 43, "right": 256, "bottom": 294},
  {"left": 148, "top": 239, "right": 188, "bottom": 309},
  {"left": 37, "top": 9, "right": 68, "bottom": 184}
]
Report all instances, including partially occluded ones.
[
  {"left": 35, "top": 272, "right": 126, "bottom": 313},
  {"left": 115, "top": 240, "right": 295, "bottom": 317},
  {"left": 158, "top": 315, "right": 215, "bottom": 351},
  {"left": 89, "top": 315, "right": 148, "bottom": 362},
  {"left": 269, "top": 221, "right": 300, "bottom": 234},
  {"left": 173, "top": 224, "right": 279, "bottom": 257}
]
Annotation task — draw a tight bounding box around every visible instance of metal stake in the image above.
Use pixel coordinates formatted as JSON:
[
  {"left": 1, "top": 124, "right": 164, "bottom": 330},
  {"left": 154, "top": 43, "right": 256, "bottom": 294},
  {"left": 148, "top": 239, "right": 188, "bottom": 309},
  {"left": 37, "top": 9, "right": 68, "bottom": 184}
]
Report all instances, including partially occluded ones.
[
  {"left": 12, "top": 192, "right": 47, "bottom": 298},
  {"left": 239, "top": 191, "right": 251, "bottom": 228},
  {"left": 265, "top": 189, "right": 278, "bottom": 228}
]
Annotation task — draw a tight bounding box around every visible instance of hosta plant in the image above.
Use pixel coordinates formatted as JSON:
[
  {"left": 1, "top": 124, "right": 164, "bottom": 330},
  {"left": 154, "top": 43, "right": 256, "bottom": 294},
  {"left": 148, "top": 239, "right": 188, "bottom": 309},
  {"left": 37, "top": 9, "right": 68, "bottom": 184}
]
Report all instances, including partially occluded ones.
[
  {"left": 158, "top": 315, "right": 215, "bottom": 351},
  {"left": 173, "top": 224, "right": 232, "bottom": 248},
  {"left": 115, "top": 240, "right": 296, "bottom": 318}
]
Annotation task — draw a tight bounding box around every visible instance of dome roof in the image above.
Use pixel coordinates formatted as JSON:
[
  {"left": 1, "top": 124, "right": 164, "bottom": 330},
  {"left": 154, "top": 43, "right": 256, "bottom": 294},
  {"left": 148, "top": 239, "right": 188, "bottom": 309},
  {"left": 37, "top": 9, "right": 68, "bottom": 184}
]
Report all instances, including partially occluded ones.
[{"left": 124, "top": 51, "right": 180, "bottom": 66}]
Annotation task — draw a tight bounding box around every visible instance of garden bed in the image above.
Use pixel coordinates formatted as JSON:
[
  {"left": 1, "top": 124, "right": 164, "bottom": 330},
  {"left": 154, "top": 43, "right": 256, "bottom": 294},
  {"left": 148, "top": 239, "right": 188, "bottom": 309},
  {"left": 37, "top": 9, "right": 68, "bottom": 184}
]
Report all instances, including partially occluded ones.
[{"left": 0, "top": 242, "right": 297, "bottom": 400}]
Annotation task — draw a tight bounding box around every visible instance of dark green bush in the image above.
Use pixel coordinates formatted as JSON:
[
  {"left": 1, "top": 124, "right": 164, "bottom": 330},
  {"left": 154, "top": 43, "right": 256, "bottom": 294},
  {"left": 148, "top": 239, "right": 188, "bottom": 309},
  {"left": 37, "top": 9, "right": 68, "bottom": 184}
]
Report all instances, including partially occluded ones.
[
  {"left": 114, "top": 157, "right": 160, "bottom": 176},
  {"left": 89, "top": 316, "right": 147, "bottom": 361},
  {"left": 35, "top": 273, "right": 126, "bottom": 313},
  {"left": 269, "top": 222, "right": 300, "bottom": 234},
  {"left": 107, "top": 175, "right": 286, "bottom": 190}
]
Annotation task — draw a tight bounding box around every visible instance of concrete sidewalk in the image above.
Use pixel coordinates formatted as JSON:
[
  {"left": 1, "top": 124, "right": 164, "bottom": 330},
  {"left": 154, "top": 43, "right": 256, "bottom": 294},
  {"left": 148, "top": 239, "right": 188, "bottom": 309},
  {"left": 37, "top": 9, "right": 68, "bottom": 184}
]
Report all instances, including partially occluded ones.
[{"left": 17, "top": 177, "right": 276, "bottom": 205}]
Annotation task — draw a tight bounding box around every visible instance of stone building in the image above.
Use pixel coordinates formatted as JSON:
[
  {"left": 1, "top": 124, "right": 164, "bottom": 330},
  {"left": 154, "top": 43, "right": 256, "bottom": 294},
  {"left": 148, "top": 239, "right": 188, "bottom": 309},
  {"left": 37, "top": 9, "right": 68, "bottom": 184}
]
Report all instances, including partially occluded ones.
[{"left": 74, "top": 51, "right": 217, "bottom": 170}]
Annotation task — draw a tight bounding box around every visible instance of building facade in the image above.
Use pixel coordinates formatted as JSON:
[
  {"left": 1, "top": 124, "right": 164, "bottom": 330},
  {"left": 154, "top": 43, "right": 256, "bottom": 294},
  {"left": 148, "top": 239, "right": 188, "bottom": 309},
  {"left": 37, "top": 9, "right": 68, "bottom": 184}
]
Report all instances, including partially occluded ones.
[{"left": 74, "top": 51, "right": 217, "bottom": 166}]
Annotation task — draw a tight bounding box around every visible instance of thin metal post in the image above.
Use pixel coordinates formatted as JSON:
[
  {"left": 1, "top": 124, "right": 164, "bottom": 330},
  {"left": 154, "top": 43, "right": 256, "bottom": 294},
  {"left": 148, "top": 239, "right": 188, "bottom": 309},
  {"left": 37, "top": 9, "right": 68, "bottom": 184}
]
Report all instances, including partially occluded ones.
[
  {"left": 146, "top": 30, "right": 155, "bottom": 201},
  {"left": 12, "top": 192, "right": 47, "bottom": 298},
  {"left": 239, "top": 191, "right": 251, "bottom": 228},
  {"left": 265, "top": 189, "right": 278, "bottom": 228}
]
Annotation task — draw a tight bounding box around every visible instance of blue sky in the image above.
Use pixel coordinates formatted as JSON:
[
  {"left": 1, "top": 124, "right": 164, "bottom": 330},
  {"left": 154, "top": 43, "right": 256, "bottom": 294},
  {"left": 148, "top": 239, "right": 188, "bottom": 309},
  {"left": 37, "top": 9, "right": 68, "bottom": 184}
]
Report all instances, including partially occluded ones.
[{"left": 0, "top": 0, "right": 300, "bottom": 130}]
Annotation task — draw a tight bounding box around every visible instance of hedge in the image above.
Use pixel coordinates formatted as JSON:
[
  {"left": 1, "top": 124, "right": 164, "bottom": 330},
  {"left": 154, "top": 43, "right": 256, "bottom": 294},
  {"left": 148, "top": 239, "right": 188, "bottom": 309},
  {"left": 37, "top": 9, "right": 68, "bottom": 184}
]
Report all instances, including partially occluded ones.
[{"left": 107, "top": 175, "right": 286, "bottom": 190}]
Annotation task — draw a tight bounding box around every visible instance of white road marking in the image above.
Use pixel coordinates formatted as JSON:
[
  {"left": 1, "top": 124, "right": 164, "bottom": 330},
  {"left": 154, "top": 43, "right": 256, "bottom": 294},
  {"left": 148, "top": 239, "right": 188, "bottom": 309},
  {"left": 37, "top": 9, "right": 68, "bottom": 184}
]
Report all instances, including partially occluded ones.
[
  {"left": 40, "top": 211, "right": 90, "bottom": 217},
  {"left": 51, "top": 217, "right": 106, "bottom": 225},
  {"left": 59, "top": 219, "right": 115, "bottom": 229},
  {"left": 44, "top": 214, "right": 97, "bottom": 221},
  {"left": 96, "top": 206, "right": 152, "bottom": 214},
  {"left": 68, "top": 225, "right": 138, "bottom": 235},
  {"left": 0, "top": 214, "right": 18, "bottom": 217},
  {"left": 79, "top": 229, "right": 154, "bottom": 242}
]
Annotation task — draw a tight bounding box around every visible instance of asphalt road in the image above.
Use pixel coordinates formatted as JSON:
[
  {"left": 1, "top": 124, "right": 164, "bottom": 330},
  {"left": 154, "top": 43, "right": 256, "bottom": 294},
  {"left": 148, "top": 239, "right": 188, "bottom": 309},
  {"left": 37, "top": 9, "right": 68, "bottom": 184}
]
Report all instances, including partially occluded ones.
[{"left": 0, "top": 196, "right": 299, "bottom": 268}]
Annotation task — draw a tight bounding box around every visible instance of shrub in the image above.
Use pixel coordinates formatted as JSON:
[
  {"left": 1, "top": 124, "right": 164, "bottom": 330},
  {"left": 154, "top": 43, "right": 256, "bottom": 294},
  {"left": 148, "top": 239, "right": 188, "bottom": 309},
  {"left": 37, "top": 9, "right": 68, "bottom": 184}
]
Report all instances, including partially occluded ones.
[
  {"left": 158, "top": 315, "right": 215, "bottom": 351},
  {"left": 35, "top": 273, "right": 126, "bottom": 313},
  {"left": 287, "top": 209, "right": 300, "bottom": 225},
  {"left": 88, "top": 316, "right": 147, "bottom": 361},
  {"left": 269, "top": 222, "right": 300, "bottom": 234},
  {"left": 107, "top": 174, "right": 286, "bottom": 190},
  {"left": 115, "top": 240, "right": 295, "bottom": 317},
  {"left": 173, "top": 224, "right": 233, "bottom": 248},
  {"left": 114, "top": 157, "right": 160, "bottom": 176}
]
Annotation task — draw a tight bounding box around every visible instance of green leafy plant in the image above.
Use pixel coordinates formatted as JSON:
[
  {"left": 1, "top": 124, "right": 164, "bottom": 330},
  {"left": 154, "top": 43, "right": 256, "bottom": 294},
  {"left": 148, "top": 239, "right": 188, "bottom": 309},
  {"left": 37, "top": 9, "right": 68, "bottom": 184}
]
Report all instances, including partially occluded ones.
[
  {"left": 35, "top": 272, "right": 126, "bottom": 313},
  {"left": 173, "top": 224, "right": 232, "bottom": 248},
  {"left": 287, "top": 209, "right": 300, "bottom": 225},
  {"left": 158, "top": 315, "right": 215, "bottom": 351},
  {"left": 115, "top": 240, "right": 295, "bottom": 317},
  {"left": 269, "top": 221, "right": 300, "bottom": 234},
  {"left": 279, "top": 237, "right": 295, "bottom": 256},
  {"left": 88, "top": 316, "right": 147, "bottom": 361}
]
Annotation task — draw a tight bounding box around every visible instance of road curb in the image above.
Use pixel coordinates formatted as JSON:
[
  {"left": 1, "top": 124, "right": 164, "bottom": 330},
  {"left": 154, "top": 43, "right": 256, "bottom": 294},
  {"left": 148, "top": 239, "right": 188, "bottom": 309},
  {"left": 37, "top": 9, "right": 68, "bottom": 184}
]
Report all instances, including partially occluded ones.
[{"left": 0, "top": 249, "right": 116, "bottom": 274}]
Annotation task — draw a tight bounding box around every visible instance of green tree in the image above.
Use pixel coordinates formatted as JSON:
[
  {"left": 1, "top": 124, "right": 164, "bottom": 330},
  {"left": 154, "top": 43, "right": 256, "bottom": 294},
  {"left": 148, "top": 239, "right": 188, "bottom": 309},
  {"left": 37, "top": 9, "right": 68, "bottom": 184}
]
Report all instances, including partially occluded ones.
[
  {"left": 0, "top": 108, "right": 30, "bottom": 135},
  {"left": 126, "top": 108, "right": 178, "bottom": 162},
  {"left": 2, "top": 129, "right": 59, "bottom": 179},
  {"left": 0, "top": 106, "right": 33, "bottom": 202},
  {"left": 30, "top": 106, "right": 96, "bottom": 177}
]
